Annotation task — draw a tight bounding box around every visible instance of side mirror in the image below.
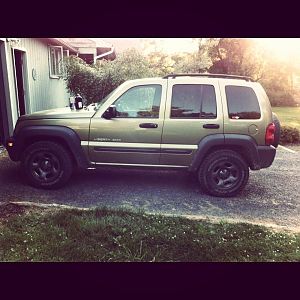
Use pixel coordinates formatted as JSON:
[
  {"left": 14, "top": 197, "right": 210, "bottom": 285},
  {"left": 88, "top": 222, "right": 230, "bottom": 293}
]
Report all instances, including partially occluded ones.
[{"left": 102, "top": 105, "right": 117, "bottom": 119}]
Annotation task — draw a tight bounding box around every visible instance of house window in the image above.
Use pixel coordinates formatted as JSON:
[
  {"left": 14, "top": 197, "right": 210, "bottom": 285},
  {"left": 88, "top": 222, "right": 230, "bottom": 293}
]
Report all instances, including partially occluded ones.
[
  {"left": 48, "top": 46, "right": 63, "bottom": 78},
  {"left": 63, "top": 49, "right": 69, "bottom": 58}
]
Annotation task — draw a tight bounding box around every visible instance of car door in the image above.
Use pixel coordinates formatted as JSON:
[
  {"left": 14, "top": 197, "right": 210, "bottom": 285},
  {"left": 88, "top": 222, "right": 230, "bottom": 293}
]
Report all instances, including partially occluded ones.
[
  {"left": 88, "top": 80, "right": 167, "bottom": 165},
  {"left": 160, "top": 78, "right": 224, "bottom": 166}
]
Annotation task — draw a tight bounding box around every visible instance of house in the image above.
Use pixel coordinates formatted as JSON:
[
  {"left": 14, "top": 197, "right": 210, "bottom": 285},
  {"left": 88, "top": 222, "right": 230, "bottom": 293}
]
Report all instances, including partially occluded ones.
[
  {"left": 0, "top": 38, "right": 116, "bottom": 145},
  {"left": 60, "top": 38, "right": 116, "bottom": 64}
]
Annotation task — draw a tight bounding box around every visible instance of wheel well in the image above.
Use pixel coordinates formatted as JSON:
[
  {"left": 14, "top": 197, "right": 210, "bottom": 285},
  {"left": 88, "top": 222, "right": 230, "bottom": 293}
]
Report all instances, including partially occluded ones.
[
  {"left": 22, "top": 136, "right": 77, "bottom": 166},
  {"left": 202, "top": 145, "right": 251, "bottom": 167}
]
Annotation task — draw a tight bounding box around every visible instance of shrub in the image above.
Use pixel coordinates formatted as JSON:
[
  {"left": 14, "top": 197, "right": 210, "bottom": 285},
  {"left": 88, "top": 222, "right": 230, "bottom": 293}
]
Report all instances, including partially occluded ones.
[
  {"left": 63, "top": 49, "right": 156, "bottom": 105},
  {"left": 280, "top": 126, "right": 300, "bottom": 144}
]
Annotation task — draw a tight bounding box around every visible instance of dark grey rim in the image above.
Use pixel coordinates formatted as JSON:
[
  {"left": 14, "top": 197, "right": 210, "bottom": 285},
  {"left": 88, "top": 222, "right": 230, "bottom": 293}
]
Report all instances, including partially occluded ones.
[
  {"left": 209, "top": 160, "right": 241, "bottom": 190},
  {"left": 29, "top": 151, "right": 61, "bottom": 183}
]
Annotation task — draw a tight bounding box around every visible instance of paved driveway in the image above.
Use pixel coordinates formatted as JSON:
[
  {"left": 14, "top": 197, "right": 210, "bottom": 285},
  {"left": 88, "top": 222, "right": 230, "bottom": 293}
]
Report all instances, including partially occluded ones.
[{"left": 0, "top": 146, "right": 299, "bottom": 231}]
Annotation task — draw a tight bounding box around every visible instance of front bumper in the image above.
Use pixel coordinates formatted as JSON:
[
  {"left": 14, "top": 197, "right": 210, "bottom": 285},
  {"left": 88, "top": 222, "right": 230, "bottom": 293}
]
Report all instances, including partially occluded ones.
[{"left": 5, "top": 137, "right": 19, "bottom": 161}]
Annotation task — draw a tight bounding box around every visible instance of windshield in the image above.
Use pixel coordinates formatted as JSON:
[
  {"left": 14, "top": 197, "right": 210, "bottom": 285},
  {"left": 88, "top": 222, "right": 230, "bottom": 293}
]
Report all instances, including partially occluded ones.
[{"left": 94, "top": 85, "right": 123, "bottom": 110}]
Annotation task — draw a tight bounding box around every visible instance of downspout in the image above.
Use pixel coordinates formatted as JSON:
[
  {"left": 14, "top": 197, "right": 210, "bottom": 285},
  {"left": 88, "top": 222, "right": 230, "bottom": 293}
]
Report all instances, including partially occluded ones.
[{"left": 93, "top": 46, "right": 115, "bottom": 64}]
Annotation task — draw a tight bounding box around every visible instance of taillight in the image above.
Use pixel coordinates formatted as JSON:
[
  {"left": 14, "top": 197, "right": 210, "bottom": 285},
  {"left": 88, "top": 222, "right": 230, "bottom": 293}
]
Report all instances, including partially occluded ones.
[{"left": 265, "top": 123, "right": 275, "bottom": 145}]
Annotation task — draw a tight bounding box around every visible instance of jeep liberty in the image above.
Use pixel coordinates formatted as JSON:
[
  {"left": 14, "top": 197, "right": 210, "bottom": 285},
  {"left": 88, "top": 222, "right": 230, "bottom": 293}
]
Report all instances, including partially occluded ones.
[{"left": 6, "top": 73, "right": 280, "bottom": 197}]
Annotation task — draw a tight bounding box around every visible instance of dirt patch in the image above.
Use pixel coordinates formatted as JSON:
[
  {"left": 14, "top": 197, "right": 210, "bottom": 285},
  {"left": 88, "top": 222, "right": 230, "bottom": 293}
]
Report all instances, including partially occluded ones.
[
  {"left": 0, "top": 201, "right": 88, "bottom": 220},
  {"left": 0, "top": 202, "right": 26, "bottom": 218}
]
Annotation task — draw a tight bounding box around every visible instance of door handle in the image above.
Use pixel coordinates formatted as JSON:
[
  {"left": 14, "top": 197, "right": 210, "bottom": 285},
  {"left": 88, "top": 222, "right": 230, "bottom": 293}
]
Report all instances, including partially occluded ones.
[
  {"left": 139, "top": 123, "right": 158, "bottom": 128},
  {"left": 203, "top": 124, "right": 220, "bottom": 129}
]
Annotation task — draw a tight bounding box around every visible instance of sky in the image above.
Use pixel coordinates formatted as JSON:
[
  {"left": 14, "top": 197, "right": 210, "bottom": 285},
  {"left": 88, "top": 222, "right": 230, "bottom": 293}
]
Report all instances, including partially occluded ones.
[
  {"left": 93, "top": 38, "right": 300, "bottom": 62},
  {"left": 94, "top": 38, "right": 199, "bottom": 54}
]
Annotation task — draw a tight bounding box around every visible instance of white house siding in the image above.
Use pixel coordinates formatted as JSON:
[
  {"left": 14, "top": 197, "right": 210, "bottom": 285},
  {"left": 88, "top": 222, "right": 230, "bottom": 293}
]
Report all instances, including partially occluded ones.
[{"left": 4, "top": 38, "right": 70, "bottom": 131}]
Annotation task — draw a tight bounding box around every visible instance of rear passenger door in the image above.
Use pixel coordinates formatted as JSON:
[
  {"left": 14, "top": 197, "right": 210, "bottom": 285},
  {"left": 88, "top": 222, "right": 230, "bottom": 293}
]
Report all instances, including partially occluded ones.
[{"left": 160, "top": 78, "right": 224, "bottom": 166}]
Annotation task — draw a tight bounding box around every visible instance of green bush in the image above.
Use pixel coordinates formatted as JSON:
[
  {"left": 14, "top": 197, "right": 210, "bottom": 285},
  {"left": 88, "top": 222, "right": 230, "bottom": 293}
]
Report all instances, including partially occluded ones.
[
  {"left": 63, "top": 49, "right": 156, "bottom": 105},
  {"left": 280, "top": 126, "right": 300, "bottom": 144}
]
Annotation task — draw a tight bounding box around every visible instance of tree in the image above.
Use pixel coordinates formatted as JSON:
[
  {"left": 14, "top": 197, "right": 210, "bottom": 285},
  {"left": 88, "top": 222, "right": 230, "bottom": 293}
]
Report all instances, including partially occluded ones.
[
  {"left": 207, "top": 38, "right": 297, "bottom": 106},
  {"left": 208, "top": 38, "right": 264, "bottom": 80}
]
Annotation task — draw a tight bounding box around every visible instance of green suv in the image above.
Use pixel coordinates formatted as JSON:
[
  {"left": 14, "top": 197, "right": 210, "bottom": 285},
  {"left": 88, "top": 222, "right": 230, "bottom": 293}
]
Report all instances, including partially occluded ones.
[{"left": 6, "top": 73, "right": 280, "bottom": 197}]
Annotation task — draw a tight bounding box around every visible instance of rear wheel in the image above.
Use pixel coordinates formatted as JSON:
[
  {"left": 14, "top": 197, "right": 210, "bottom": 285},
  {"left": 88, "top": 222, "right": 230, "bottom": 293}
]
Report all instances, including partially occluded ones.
[
  {"left": 21, "top": 141, "right": 73, "bottom": 189},
  {"left": 198, "top": 150, "right": 249, "bottom": 197}
]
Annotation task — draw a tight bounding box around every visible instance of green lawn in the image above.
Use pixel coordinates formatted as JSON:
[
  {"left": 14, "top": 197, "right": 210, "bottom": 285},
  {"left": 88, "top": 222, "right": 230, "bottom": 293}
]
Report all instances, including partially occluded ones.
[
  {"left": 1, "top": 206, "right": 300, "bottom": 262},
  {"left": 272, "top": 107, "right": 300, "bottom": 130}
]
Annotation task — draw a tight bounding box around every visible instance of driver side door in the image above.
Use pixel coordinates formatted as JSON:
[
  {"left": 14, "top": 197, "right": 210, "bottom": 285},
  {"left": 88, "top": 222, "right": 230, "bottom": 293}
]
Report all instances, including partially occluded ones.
[{"left": 88, "top": 82, "right": 167, "bottom": 165}]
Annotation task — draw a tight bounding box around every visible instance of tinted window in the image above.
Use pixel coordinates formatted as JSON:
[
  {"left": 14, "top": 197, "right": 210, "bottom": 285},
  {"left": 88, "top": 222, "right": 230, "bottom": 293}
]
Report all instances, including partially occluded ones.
[
  {"left": 114, "top": 85, "right": 162, "bottom": 118},
  {"left": 226, "top": 86, "right": 261, "bottom": 119},
  {"left": 171, "top": 84, "right": 217, "bottom": 119}
]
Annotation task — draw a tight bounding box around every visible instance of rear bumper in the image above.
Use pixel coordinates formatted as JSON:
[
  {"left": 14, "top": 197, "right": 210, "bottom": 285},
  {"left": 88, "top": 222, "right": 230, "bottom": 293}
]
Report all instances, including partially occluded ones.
[{"left": 257, "top": 145, "right": 276, "bottom": 169}]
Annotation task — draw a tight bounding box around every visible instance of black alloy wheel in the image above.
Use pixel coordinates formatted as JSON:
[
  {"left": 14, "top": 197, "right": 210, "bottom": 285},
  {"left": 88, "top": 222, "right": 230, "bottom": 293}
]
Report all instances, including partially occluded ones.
[
  {"left": 21, "top": 141, "right": 73, "bottom": 189},
  {"left": 29, "top": 151, "right": 61, "bottom": 183},
  {"left": 198, "top": 150, "right": 249, "bottom": 197},
  {"left": 209, "top": 160, "right": 240, "bottom": 190}
]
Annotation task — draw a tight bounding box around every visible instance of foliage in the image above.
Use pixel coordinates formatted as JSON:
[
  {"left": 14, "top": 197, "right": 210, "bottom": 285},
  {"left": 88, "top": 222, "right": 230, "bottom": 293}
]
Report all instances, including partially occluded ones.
[
  {"left": 64, "top": 49, "right": 156, "bottom": 105},
  {"left": 207, "top": 38, "right": 264, "bottom": 79},
  {"left": 146, "top": 51, "right": 175, "bottom": 76},
  {"left": 145, "top": 38, "right": 212, "bottom": 75},
  {"left": 260, "top": 60, "right": 297, "bottom": 107},
  {"left": 1, "top": 207, "right": 300, "bottom": 262},
  {"left": 280, "top": 126, "right": 300, "bottom": 144},
  {"left": 272, "top": 107, "right": 300, "bottom": 131},
  {"left": 207, "top": 38, "right": 298, "bottom": 107},
  {"left": 63, "top": 39, "right": 300, "bottom": 107}
]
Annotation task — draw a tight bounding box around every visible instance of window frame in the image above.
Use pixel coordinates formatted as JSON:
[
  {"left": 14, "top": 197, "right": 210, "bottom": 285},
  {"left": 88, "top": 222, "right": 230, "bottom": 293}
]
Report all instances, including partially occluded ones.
[
  {"left": 225, "top": 85, "right": 262, "bottom": 120},
  {"left": 112, "top": 84, "right": 163, "bottom": 119},
  {"left": 48, "top": 45, "right": 63, "bottom": 79},
  {"left": 170, "top": 84, "right": 217, "bottom": 119}
]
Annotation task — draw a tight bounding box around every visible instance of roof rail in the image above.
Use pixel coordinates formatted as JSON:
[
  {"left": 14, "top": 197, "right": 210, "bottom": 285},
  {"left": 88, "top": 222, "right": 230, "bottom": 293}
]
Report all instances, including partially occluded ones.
[{"left": 162, "top": 73, "right": 254, "bottom": 82}]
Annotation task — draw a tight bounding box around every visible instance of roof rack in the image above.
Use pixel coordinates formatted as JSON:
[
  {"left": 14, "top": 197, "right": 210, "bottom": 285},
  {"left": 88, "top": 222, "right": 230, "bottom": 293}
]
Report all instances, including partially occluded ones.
[{"left": 162, "top": 73, "right": 254, "bottom": 82}]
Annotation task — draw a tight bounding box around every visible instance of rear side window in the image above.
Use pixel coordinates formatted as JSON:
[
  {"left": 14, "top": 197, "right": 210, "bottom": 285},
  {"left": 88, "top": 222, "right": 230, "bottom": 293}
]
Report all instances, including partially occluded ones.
[
  {"left": 171, "top": 84, "right": 217, "bottom": 119},
  {"left": 225, "top": 86, "right": 261, "bottom": 119}
]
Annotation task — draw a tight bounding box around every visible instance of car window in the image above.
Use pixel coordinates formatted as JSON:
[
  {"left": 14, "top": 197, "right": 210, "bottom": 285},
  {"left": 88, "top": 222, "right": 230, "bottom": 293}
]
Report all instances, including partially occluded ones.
[
  {"left": 114, "top": 85, "right": 162, "bottom": 118},
  {"left": 170, "top": 84, "right": 217, "bottom": 119},
  {"left": 225, "top": 85, "right": 261, "bottom": 119}
]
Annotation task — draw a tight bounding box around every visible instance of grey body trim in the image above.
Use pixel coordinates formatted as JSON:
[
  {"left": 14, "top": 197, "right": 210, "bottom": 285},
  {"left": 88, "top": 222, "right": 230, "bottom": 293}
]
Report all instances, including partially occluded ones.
[
  {"left": 92, "top": 162, "right": 188, "bottom": 169},
  {"left": 8, "top": 125, "right": 89, "bottom": 168},
  {"left": 189, "top": 133, "right": 275, "bottom": 172}
]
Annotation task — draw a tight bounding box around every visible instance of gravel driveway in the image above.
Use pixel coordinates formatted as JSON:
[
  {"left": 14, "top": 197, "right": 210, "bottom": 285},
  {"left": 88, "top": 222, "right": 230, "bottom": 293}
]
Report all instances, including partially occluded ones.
[{"left": 0, "top": 146, "right": 299, "bottom": 231}]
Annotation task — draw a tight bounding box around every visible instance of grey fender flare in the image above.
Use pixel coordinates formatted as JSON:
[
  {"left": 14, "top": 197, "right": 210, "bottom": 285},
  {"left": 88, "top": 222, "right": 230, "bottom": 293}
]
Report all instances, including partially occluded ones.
[
  {"left": 189, "top": 134, "right": 261, "bottom": 172},
  {"left": 13, "top": 125, "right": 89, "bottom": 168}
]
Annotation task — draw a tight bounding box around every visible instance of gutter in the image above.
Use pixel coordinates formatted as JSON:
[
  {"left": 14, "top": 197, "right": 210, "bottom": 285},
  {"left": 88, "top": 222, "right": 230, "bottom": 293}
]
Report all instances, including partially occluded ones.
[
  {"left": 93, "top": 46, "right": 115, "bottom": 64},
  {"left": 48, "top": 38, "right": 78, "bottom": 54}
]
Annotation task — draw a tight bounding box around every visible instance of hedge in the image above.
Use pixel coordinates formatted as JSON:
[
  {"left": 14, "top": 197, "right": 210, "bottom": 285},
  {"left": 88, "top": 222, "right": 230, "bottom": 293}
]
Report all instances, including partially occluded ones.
[{"left": 280, "top": 126, "right": 300, "bottom": 144}]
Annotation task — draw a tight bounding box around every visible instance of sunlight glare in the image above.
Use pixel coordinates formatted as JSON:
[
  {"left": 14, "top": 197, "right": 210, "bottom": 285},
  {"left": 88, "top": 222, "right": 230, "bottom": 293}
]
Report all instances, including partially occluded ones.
[{"left": 252, "top": 38, "right": 300, "bottom": 61}]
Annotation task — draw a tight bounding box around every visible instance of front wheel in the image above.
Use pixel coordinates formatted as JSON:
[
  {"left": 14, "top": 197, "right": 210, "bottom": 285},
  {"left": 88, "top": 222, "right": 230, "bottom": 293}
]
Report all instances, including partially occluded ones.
[
  {"left": 198, "top": 150, "right": 249, "bottom": 197},
  {"left": 21, "top": 141, "right": 73, "bottom": 189}
]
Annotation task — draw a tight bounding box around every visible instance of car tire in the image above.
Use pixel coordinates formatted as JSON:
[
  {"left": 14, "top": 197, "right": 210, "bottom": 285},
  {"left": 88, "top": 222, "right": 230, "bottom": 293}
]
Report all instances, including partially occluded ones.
[
  {"left": 198, "top": 150, "right": 249, "bottom": 197},
  {"left": 21, "top": 141, "right": 73, "bottom": 189},
  {"left": 272, "top": 112, "right": 281, "bottom": 148}
]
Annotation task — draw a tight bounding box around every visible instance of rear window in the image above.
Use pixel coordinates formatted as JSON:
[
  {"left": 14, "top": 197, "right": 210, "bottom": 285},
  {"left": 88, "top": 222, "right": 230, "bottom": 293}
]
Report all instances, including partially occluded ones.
[
  {"left": 225, "top": 86, "right": 261, "bottom": 119},
  {"left": 171, "top": 84, "right": 217, "bottom": 119}
]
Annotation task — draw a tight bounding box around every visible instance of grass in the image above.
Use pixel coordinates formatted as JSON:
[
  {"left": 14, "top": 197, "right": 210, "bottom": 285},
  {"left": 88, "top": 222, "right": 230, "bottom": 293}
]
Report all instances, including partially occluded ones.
[
  {"left": 272, "top": 107, "right": 300, "bottom": 131},
  {"left": 1, "top": 206, "right": 300, "bottom": 262}
]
